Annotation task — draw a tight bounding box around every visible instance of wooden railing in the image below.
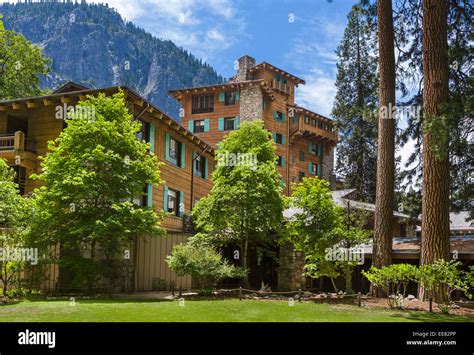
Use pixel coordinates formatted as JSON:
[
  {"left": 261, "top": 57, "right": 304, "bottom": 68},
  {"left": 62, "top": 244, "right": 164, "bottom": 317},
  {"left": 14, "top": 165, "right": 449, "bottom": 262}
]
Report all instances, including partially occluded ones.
[
  {"left": 290, "top": 115, "right": 338, "bottom": 142},
  {"left": 0, "top": 135, "right": 15, "bottom": 150},
  {"left": 0, "top": 132, "right": 36, "bottom": 152},
  {"left": 272, "top": 80, "right": 291, "bottom": 95}
]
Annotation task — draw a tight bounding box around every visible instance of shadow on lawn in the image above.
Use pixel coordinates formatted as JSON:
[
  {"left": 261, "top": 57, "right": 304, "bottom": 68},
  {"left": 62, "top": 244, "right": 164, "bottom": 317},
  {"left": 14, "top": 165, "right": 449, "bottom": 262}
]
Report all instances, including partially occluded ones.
[{"left": 388, "top": 310, "right": 473, "bottom": 323}]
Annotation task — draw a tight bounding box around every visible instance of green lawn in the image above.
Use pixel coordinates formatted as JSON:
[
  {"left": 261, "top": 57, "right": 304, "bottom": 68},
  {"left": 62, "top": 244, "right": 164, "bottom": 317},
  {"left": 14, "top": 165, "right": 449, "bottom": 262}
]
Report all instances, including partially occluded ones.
[{"left": 1, "top": 298, "right": 473, "bottom": 322}]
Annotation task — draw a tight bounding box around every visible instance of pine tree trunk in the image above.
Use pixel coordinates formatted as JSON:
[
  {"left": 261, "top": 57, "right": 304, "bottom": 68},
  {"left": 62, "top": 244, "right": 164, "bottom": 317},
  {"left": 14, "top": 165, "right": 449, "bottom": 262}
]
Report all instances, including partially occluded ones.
[
  {"left": 419, "top": 0, "right": 450, "bottom": 301},
  {"left": 373, "top": 0, "right": 396, "bottom": 294}
]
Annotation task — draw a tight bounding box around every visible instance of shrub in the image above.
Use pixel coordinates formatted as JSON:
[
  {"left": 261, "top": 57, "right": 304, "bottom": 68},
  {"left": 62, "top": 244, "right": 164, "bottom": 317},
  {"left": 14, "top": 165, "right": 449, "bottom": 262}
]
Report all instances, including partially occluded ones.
[
  {"left": 418, "top": 259, "right": 472, "bottom": 313},
  {"left": 362, "top": 264, "right": 419, "bottom": 308},
  {"left": 167, "top": 243, "right": 246, "bottom": 290}
]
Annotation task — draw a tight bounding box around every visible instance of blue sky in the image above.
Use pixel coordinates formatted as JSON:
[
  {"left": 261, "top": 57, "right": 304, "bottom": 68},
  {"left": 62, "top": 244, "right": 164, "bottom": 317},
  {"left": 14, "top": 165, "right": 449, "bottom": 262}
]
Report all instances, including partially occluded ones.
[
  {"left": 95, "top": 0, "right": 356, "bottom": 117},
  {"left": 0, "top": 0, "right": 416, "bottom": 170}
]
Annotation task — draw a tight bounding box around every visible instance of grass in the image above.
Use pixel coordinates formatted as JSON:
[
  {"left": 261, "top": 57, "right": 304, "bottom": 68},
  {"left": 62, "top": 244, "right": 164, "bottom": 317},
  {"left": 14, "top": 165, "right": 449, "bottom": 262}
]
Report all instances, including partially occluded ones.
[{"left": 1, "top": 298, "right": 473, "bottom": 322}]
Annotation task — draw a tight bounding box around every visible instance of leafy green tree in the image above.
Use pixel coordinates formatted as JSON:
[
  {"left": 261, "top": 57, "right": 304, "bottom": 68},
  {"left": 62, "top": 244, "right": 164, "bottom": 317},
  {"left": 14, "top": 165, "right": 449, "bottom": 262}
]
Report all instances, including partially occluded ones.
[
  {"left": 192, "top": 120, "right": 285, "bottom": 288},
  {"left": 332, "top": 3, "right": 378, "bottom": 202},
  {"left": 31, "top": 91, "right": 164, "bottom": 291},
  {"left": 0, "top": 16, "right": 50, "bottom": 100},
  {"left": 0, "top": 159, "right": 33, "bottom": 297},
  {"left": 286, "top": 177, "right": 369, "bottom": 293}
]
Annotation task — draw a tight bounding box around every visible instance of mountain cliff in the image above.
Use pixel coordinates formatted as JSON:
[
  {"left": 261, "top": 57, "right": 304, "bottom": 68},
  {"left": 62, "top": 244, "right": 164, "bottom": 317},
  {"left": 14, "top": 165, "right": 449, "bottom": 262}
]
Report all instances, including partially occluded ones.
[{"left": 0, "top": 1, "right": 225, "bottom": 118}]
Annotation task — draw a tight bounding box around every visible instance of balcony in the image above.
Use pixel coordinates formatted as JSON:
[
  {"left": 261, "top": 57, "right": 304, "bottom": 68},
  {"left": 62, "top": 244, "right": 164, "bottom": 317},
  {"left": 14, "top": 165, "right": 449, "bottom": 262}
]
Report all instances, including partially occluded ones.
[
  {"left": 289, "top": 115, "right": 338, "bottom": 143},
  {"left": 0, "top": 131, "right": 37, "bottom": 169},
  {"left": 272, "top": 80, "right": 292, "bottom": 95}
]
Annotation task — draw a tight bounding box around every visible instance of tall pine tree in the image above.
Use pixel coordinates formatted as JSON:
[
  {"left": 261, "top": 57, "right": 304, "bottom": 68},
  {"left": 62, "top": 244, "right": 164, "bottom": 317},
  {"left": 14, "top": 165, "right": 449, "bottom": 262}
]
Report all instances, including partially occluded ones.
[{"left": 332, "top": 4, "right": 378, "bottom": 203}]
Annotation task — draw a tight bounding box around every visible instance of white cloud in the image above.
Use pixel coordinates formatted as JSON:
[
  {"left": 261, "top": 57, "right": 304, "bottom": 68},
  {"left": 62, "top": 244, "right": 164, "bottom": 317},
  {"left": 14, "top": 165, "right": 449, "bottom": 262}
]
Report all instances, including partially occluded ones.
[
  {"left": 97, "top": 0, "right": 244, "bottom": 63},
  {"left": 296, "top": 73, "right": 337, "bottom": 117}
]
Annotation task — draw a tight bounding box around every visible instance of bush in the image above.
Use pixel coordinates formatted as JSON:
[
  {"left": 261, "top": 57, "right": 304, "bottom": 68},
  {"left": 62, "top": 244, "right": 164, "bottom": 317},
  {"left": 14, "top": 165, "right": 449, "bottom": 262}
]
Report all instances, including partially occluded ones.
[
  {"left": 419, "top": 260, "right": 472, "bottom": 313},
  {"left": 167, "top": 243, "right": 246, "bottom": 290},
  {"left": 362, "top": 264, "right": 419, "bottom": 308}
]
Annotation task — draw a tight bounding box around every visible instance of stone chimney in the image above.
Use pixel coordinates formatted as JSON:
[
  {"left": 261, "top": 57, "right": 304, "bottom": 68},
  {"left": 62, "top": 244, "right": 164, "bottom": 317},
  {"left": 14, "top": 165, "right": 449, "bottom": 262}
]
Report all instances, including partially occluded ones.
[{"left": 235, "top": 55, "right": 256, "bottom": 82}]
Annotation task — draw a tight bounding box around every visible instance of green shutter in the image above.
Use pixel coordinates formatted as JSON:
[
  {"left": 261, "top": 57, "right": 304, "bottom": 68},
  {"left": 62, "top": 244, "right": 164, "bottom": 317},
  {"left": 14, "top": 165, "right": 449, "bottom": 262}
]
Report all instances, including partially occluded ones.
[
  {"left": 163, "top": 186, "right": 169, "bottom": 212},
  {"left": 282, "top": 113, "right": 286, "bottom": 122},
  {"left": 273, "top": 132, "right": 277, "bottom": 143},
  {"left": 180, "top": 142, "right": 185, "bottom": 168},
  {"left": 236, "top": 91, "right": 240, "bottom": 101},
  {"left": 317, "top": 164, "right": 321, "bottom": 177},
  {"left": 179, "top": 191, "right": 185, "bottom": 217},
  {"left": 204, "top": 157, "right": 208, "bottom": 179},
  {"left": 308, "top": 162, "right": 313, "bottom": 174},
  {"left": 282, "top": 135, "right": 285, "bottom": 145},
  {"left": 193, "top": 151, "right": 198, "bottom": 175},
  {"left": 204, "top": 119, "right": 210, "bottom": 132},
  {"left": 281, "top": 157, "right": 285, "bottom": 167},
  {"left": 273, "top": 111, "right": 278, "bottom": 120},
  {"left": 188, "top": 120, "right": 194, "bottom": 133},
  {"left": 318, "top": 144, "right": 322, "bottom": 156},
  {"left": 165, "top": 133, "right": 171, "bottom": 161},
  {"left": 235, "top": 116, "right": 240, "bottom": 129},
  {"left": 219, "top": 92, "right": 225, "bottom": 102},
  {"left": 218, "top": 117, "right": 224, "bottom": 131},
  {"left": 147, "top": 184, "right": 153, "bottom": 207},
  {"left": 149, "top": 123, "right": 155, "bottom": 153}
]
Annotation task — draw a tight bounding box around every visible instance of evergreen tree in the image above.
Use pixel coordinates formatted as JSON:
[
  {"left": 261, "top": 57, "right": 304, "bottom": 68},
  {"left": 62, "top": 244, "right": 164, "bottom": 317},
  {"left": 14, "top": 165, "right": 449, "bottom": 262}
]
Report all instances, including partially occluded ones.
[
  {"left": 395, "top": 0, "right": 473, "bottom": 218},
  {"left": 332, "top": 4, "right": 378, "bottom": 203}
]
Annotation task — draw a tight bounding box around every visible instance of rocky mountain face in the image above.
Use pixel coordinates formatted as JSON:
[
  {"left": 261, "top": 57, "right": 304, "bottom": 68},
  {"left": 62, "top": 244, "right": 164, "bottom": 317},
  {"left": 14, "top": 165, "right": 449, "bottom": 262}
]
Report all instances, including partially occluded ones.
[{"left": 0, "top": 1, "right": 224, "bottom": 119}]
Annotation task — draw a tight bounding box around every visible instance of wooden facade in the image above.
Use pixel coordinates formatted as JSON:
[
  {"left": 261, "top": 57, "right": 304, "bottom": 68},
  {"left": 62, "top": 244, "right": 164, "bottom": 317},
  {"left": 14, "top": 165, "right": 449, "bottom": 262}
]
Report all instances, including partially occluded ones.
[
  {"left": 169, "top": 56, "right": 338, "bottom": 196},
  {"left": 0, "top": 84, "right": 214, "bottom": 292}
]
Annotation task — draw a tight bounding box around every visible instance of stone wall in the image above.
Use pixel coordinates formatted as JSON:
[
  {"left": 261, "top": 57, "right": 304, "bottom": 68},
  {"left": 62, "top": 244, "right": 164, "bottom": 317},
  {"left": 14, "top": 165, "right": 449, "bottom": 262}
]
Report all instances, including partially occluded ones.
[
  {"left": 322, "top": 144, "right": 335, "bottom": 188},
  {"left": 277, "top": 242, "right": 306, "bottom": 291},
  {"left": 235, "top": 55, "right": 256, "bottom": 82},
  {"left": 239, "top": 85, "right": 263, "bottom": 122}
]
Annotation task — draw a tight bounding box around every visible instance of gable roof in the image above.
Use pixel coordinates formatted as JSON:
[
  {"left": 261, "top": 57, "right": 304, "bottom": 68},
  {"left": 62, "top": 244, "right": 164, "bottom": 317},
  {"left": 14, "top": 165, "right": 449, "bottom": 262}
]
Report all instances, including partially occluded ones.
[
  {"left": 249, "top": 62, "right": 306, "bottom": 85},
  {"left": 0, "top": 86, "right": 215, "bottom": 155},
  {"left": 53, "top": 81, "right": 90, "bottom": 94}
]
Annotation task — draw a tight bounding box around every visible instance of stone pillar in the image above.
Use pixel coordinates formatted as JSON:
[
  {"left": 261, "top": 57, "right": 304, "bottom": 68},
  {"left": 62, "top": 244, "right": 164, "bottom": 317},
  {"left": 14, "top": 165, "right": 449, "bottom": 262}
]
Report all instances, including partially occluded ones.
[
  {"left": 277, "top": 242, "right": 306, "bottom": 291},
  {"left": 235, "top": 55, "right": 256, "bottom": 82},
  {"left": 322, "top": 143, "right": 335, "bottom": 188},
  {"left": 239, "top": 85, "right": 263, "bottom": 122}
]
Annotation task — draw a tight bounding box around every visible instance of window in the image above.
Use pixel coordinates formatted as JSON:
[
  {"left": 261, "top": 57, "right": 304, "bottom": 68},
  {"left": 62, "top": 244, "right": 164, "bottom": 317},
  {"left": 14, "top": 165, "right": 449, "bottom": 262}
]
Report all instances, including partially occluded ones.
[
  {"left": 304, "top": 116, "right": 310, "bottom": 125},
  {"left": 192, "top": 94, "right": 214, "bottom": 114},
  {"left": 312, "top": 164, "right": 318, "bottom": 175},
  {"left": 276, "top": 111, "right": 284, "bottom": 121},
  {"left": 224, "top": 117, "right": 235, "bottom": 131},
  {"left": 13, "top": 166, "right": 26, "bottom": 195},
  {"left": 194, "top": 155, "right": 207, "bottom": 179},
  {"left": 167, "top": 188, "right": 180, "bottom": 215},
  {"left": 298, "top": 171, "right": 305, "bottom": 182},
  {"left": 275, "top": 133, "right": 283, "bottom": 144},
  {"left": 167, "top": 135, "right": 183, "bottom": 167},
  {"left": 311, "top": 118, "right": 317, "bottom": 126},
  {"left": 225, "top": 92, "right": 237, "bottom": 105},
  {"left": 194, "top": 120, "right": 205, "bottom": 133},
  {"left": 318, "top": 120, "right": 323, "bottom": 129},
  {"left": 299, "top": 151, "right": 305, "bottom": 161},
  {"left": 135, "top": 120, "right": 150, "bottom": 142},
  {"left": 133, "top": 185, "right": 148, "bottom": 207},
  {"left": 277, "top": 156, "right": 284, "bottom": 167}
]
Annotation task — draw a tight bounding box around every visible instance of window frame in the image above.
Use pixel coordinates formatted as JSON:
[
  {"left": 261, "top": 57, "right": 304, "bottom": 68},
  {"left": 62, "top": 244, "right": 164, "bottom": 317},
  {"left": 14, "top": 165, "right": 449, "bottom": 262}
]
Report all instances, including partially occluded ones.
[
  {"left": 224, "top": 91, "right": 237, "bottom": 106},
  {"left": 192, "top": 94, "right": 214, "bottom": 114},
  {"left": 224, "top": 117, "right": 235, "bottom": 131},
  {"left": 194, "top": 120, "right": 205, "bottom": 133}
]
